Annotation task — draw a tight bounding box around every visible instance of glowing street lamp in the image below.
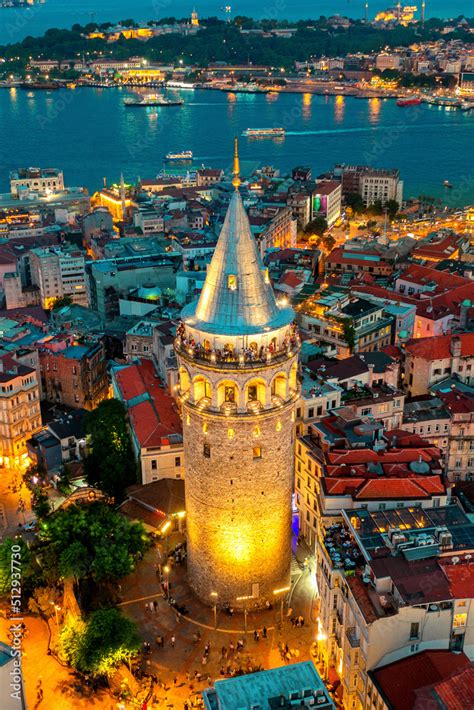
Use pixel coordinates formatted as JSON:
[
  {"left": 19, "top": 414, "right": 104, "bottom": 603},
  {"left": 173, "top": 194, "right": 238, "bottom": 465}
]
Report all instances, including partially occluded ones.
[
  {"left": 273, "top": 585, "right": 291, "bottom": 621},
  {"left": 210, "top": 591, "right": 218, "bottom": 629}
]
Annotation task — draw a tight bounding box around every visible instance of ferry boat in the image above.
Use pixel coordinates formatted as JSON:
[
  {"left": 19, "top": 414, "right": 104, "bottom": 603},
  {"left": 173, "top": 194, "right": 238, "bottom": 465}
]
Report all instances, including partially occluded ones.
[
  {"left": 223, "top": 82, "right": 268, "bottom": 94},
  {"left": 242, "top": 127, "right": 286, "bottom": 138},
  {"left": 164, "top": 150, "right": 193, "bottom": 162},
  {"left": 123, "top": 93, "right": 184, "bottom": 107},
  {"left": 166, "top": 81, "right": 195, "bottom": 90},
  {"left": 396, "top": 97, "right": 422, "bottom": 107}
]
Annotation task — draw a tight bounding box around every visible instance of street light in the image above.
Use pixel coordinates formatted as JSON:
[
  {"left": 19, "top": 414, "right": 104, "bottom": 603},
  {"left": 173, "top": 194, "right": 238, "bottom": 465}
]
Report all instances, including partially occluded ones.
[
  {"left": 210, "top": 591, "right": 218, "bottom": 629},
  {"left": 163, "top": 565, "right": 170, "bottom": 599},
  {"left": 273, "top": 586, "right": 291, "bottom": 622},
  {"left": 49, "top": 601, "right": 61, "bottom": 627},
  {"left": 236, "top": 595, "right": 252, "bottom": 632}
]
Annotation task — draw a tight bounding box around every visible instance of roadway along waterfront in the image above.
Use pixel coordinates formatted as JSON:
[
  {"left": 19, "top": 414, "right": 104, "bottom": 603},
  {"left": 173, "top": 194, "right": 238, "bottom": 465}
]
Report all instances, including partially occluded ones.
[{"left": 0, "top": 86, "right": 472, "bottom": 202}]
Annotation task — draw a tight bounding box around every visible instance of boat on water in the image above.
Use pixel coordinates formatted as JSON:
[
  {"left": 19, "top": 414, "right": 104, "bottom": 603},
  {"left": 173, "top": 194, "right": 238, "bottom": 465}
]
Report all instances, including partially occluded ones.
[
  {"left": 443, "top": 180, "right": 453, "bottom": 189},
  {"left": 20, "top": 82, "right": 60, "bottom": 90},
  {"left": 164, "top": 150, "right": 193, "bottom": 162},
  {"left": 460, "top": 102, "right": 473, "bottom": 112},
  {"left": 242, "top": 127, "right": 286, "bottom": 138},
  {"left": 223, "top": 82, "right": 268, "bottom": 94},
  {"left": 396, "top": 97, "right": 422, "bottom": 107},
  {"left": 166, "top": 81, "right": 195, "bottom": 90},
  {"left": 123, "top": 93, "right": 184, "bottom": 107}
]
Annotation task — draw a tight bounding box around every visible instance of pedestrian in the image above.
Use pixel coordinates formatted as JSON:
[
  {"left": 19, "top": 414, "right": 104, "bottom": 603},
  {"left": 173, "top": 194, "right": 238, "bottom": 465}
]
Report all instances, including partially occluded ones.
[
  {"left": 263, "top": 626, "right": 267, "bottom": 639},
  {"left": 173, "top": 676, "right": 178, "bottom": 685},
  {"left": 201, "top": 655, "right": 207, "bottom": 666},
  {"left": 171, "top": 635, "right": 176, "bottom": 647},
  {"left": 286, "top": 606, "right": 293, "bottom": 618},
  {"left": 254, "top": 630, "right": 259, "bottom": 642},
  {"left": 229, "top": 641, "right": 235, "bottom": 654},
  {"left": 285, "top": 643, "right": 289, "bottom": 655},
  {"left": 155, "top": 635, "right": 162, "bottom": 647},
  {"left": 220, "top": 666, "right": 225, "bottom": 676},
  {"left": 221, "top": 645, "right": 226, "bottom": 658},
  {"left": 153, "top": 600, "right": 158, "bottom": 612}
]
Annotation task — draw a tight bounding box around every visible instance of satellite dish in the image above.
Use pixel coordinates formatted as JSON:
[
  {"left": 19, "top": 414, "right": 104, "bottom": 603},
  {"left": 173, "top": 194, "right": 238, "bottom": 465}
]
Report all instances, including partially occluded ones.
[{"left": 451, "top": 556, "right": 460, "bottom": 565}]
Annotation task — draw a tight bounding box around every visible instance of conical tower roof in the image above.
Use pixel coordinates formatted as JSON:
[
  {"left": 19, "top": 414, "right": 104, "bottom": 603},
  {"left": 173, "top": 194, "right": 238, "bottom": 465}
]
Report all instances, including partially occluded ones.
[
  {"left": 182, "top": 144, "right": 293, "bottom": 336},
  {"left": 196, "top": 190, "right": 283, "bottom": 330}
]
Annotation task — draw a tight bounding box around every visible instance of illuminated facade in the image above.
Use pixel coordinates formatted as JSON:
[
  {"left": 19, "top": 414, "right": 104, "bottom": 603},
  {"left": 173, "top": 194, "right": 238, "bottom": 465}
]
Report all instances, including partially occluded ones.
[
  {"left": 0, "top": 362, "right": 41, "bottom": 470},
  {"left": 176, "top": 142, "right": 300, "bottom": 608}
]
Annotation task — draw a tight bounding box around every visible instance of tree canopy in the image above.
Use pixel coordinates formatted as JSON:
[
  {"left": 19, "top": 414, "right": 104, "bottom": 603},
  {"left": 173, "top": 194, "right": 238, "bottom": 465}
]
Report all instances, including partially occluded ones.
[
  {"left": 38, "top": 501, "right": 147, "bottom": 585},
  {"left": 60, "top": 608, "right": 140, "bottom": 677},
  {"left": 84, "top": 399, "right": 137, "bottom": 503}
]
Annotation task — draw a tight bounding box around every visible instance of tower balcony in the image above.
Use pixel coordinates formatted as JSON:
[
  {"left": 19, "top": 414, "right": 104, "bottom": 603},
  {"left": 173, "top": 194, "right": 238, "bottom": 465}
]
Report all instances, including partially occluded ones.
[{"left": 174, "top": 335, "right": 299, "bottom": 372}]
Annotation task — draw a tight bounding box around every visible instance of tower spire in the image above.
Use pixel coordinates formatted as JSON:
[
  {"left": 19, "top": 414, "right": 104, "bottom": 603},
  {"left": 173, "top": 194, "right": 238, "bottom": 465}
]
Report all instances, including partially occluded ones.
[{"left": 232, "top": 136, "right": 241, "bottom": 190}]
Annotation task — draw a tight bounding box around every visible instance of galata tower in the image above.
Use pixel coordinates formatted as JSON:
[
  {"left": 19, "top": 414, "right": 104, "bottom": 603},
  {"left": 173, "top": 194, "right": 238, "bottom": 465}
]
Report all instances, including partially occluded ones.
[{"left": 175, "top": 141, "right": 300, "bottom": 609}]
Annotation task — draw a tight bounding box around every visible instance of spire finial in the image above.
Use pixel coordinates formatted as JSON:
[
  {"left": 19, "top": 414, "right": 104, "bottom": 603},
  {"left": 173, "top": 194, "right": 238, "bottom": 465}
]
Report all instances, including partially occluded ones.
[{"left": 232, "top": 136, "right": 241, "bottom": 190}]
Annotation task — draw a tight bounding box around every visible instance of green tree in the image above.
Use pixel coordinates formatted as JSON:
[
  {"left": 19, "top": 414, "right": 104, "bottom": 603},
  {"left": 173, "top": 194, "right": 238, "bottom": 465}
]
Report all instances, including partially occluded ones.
[
  {"left": 51, "top": 295, "right": 73, "bottom": 310},
  {"left": 345, "top": 193, "right": 366, "bottom": 214},
  {"left": 39, "top": 502, "right": 147, "bottom": 585},
  {"left": 386, "top": 199, "right": 400, "bottom": 220},
  {"left": 60, "top": 608, "right": 140, "bottom": 677},
  {"left": 342, "top": 320, "right": 356, "bottom": 354},
  {"left": 84, "top": 399, "right": 137, "bottom": 502},
  {"left": 304, "top": 215, "right": 328, "bottom": 236}
]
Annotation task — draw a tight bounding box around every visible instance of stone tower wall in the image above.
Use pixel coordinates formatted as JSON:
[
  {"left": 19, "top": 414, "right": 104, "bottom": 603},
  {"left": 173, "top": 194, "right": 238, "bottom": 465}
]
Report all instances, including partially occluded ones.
[{"left": 183, "top": 397, "right": 295, "bottom": 608}]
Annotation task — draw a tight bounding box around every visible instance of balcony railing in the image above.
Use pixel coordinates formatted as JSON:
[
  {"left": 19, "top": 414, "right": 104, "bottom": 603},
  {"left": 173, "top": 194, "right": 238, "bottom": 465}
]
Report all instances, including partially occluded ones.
[
  {"left": 346, "top": 627, "right": 360, "bottom": 649},
  {"left": 174, "top": 331, "right": 300, "bottom": 371}
]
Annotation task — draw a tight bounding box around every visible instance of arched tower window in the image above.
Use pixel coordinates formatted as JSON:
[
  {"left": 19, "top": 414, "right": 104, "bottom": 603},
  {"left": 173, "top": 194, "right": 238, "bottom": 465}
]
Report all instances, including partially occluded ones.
[
  {"left": 179, "top": 367, "right": 191, "bottom": 394},
  {"left": 194, "top": 375, "right": 212, "bottom": 402},
  {"left": 271, "top": 373, "right": 287, "bottom": 400}
]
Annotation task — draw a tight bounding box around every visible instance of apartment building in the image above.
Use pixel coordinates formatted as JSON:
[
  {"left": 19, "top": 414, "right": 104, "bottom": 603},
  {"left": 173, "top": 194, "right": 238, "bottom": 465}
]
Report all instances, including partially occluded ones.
[
  {"left": 312, "top": 181, "right": 342, "bottom": 227},
  {"left": 111, "top": 358, "right": 184, "bottom": 483},
  {"left": 0, "top": 357, "right": 42, "bottom": 469},
  {"left": 38, "top": 336, "right": 109, "bottom": 410},
  {"left": 315, "top": 504, "right": 474, "bottom": 709},
  {"left": 404, "top": 333, "right": 474, "bottom": 397},
  {"left": 333, "top": 165, "right": 403, "bottom": 207},
  {"left": 30, "top": 244, "right": 88, "bottom": 309},
  {"left": 299, "top": 292, "right": 393, "bottom": 358},
  {"left": 295, "top": 415, "right": 446, "bottom": 552}
]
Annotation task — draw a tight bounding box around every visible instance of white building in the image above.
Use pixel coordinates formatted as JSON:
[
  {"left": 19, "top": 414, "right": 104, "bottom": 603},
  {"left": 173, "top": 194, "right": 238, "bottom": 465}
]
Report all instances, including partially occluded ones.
[
  {"left": 10, "top": 168, "right": 64, "bottom": 197},
  {"left": 29, "top": 245, "right": 88, "bottom": 309},
  {"left": 359, "top": 169, "right": 404, "bottom": 208}
]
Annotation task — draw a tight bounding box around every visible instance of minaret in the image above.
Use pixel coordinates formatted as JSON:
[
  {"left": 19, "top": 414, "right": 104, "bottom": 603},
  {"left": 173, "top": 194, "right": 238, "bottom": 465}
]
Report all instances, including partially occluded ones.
[
  {"left": 175, "top": 140, "right": 300, "bottom": 609},
  {"left": 421, "top": 0, "right": 426, "bottom": 28},
  {"left": 119, "top": 172, "right": 126, "bottom": 220},
  {"left": 365, "top": 1, "right": 369, "bottom": 23}
]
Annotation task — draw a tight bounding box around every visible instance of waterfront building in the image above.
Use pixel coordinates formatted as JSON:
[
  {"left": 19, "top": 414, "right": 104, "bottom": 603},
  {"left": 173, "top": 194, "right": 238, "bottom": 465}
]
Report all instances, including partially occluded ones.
[
  {"left": 175, "top": 142, "right": 300, "bottom": 608},
  {"left": 0, "top": 356, "right": 41, "bottom": 470},
  {"left": 202, "top": 661, "right": 334, "bottom": 709},
  {"left": 333, "top": 165, "right": 403, "bottom": 208},
  {"left": 10, "top": 167, "right": 64, "bottom": 197},
  {"left": 375, "top": 53, "right": 403, "bottom": 70},
  {"left": 112, "top": 358, "right": 183, "bottom": 484},
  {"left": 38, "top": 335, "right": 108, "bottom": 410},
  {"left": 315, "top": 504, "right": 474, "bottom": 709},
  {"left": 29, "top": 244, "right": 88, "bottom": 309}
]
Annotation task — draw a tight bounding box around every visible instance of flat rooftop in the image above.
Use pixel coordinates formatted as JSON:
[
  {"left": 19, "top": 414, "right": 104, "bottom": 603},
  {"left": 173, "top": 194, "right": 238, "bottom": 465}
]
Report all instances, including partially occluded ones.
[
  {"left": 202, "top": 661, "right": 334, "bottom": 710},
  {"left": 345, "top": 505, "right": 474, "bottom": 560}
]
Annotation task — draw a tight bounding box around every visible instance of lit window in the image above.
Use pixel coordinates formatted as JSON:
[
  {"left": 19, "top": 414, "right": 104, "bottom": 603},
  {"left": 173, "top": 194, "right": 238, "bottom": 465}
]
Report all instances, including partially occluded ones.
[
  {"left": 227, "top": 274, "right": 237, "bottom": 290},
  {"left": 454, "top": 613, "right": 467, "bottom": 628},
  {"left": 227, "top": 428, "right": 235, "bottom": 439},
  {"left": 253, "top": 446, "right": 262, "bottom": 459}
]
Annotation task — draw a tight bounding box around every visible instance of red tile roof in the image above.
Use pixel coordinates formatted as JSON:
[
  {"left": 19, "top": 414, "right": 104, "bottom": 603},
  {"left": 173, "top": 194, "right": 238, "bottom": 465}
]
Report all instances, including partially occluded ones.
[
  {"left": 438, "top": 390, "right": 474, "bottom": 415},
  {"left": 405, "top": 332, "right": 474, "bottom": 361},
  {"left": 397, "top": 263, "right": 470, "bottom": 293},
  {"left": 439, "top": 559, "right": 474, "bottom": 599},
  {"left": 415, "top": 666, "right": 474, "bottom": 710},
  {"left": 114, "top": 359, "right": 182, "bottom": 449},
  {"left": 412, "top": 232, "right": 461, "bottom": 260},
  {"left": 371, "top": 650, "right": 472, "bottom": 710}
]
